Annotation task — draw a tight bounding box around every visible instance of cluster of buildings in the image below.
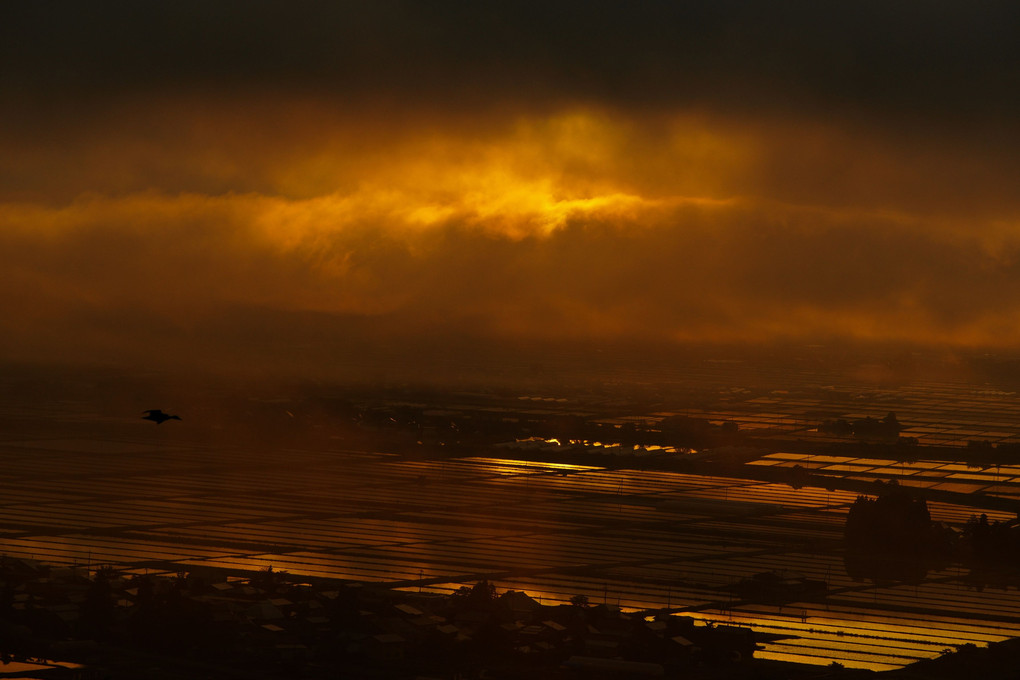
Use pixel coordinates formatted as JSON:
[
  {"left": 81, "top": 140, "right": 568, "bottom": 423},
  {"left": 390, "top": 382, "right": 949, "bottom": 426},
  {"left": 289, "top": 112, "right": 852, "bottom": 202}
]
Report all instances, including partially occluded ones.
[{"left": 0, "top": 556, "right": 766, "bottom": 679}]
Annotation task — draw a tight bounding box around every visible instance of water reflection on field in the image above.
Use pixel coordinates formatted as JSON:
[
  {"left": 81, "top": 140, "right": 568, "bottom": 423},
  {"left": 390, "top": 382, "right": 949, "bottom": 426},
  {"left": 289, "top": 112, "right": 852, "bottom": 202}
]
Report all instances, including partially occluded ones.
[{"left": 2, "top": 434, "right": 1020, "bottom": 671}]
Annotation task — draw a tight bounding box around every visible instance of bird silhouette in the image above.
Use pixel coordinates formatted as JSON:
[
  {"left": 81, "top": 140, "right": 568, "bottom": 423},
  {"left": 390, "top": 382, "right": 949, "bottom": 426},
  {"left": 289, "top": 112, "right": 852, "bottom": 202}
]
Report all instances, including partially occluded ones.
[{"left": 142, "top": 409, "right": 182, "bottom": 425}]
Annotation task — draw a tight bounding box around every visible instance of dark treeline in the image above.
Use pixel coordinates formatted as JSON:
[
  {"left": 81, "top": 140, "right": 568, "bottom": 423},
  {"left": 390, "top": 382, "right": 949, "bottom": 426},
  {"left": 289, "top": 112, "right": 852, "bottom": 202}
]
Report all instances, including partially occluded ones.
[
  {"left": 819, "top": 412, "right": 903, "bottom": 441},
  {"left": 843, "top": 484, "right": 1020, "bottom": 587}
]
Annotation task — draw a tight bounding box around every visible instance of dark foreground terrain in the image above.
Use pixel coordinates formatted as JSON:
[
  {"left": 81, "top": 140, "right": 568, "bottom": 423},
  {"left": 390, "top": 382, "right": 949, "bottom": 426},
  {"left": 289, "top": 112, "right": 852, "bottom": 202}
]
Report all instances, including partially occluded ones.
[{"left": 5, "top": 355, "right": 1020, "bottom": 677}]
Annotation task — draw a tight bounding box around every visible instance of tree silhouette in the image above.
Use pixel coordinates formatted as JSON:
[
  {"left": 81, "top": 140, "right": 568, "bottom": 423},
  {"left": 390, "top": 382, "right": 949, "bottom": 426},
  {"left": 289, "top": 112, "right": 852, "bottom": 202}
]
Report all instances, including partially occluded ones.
[{"left": 843, "top": 485, "right": 942, "bottom": 581}]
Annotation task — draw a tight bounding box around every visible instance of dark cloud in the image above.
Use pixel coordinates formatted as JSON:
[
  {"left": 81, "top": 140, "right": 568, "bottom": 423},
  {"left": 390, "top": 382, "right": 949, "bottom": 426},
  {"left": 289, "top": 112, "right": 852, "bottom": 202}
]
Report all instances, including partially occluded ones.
[{"left": 4, "top": 1, "right": 1019, "bottom": 123}]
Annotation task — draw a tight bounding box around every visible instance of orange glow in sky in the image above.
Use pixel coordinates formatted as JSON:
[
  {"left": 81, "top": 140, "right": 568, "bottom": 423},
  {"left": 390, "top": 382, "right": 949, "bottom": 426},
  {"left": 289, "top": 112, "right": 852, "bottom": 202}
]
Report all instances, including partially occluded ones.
[{"left": 3, "top": 96, "right": 1020, "bottom": 373}]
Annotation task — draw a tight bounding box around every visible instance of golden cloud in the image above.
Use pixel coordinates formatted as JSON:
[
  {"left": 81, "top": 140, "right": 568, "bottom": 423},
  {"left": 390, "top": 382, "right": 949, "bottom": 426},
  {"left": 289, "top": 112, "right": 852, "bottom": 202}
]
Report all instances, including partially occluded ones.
[{"left": 4, "top": 103, "right": 1020, "bottom": 371}]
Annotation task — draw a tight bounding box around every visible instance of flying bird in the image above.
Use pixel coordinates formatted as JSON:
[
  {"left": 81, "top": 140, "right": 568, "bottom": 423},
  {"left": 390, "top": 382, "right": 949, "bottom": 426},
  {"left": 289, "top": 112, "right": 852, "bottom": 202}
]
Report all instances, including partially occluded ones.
[{"left": 142, "top": 409, "right": 182, "bottom": 424}]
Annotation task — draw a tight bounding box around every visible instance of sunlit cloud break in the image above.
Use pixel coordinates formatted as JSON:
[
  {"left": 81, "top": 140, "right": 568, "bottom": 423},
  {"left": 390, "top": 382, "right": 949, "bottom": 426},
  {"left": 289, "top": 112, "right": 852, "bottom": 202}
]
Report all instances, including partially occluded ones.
[{"left": 4, "top": 103, "right": 1020, "bottom": 370}]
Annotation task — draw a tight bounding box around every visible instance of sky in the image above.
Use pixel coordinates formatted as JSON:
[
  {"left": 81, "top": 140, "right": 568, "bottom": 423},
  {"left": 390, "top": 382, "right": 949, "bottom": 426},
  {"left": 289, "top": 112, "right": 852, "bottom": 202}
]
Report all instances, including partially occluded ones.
[{"left": 3, "top": 2, "right": 1020, "bottom": 378}]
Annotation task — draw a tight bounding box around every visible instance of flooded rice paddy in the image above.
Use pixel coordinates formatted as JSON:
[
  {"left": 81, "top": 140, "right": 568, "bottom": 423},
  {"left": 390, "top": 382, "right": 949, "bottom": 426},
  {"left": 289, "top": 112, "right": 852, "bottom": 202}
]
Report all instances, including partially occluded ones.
[{"left": 2, "top": 428, "right": 1020, "bottom": 671}]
